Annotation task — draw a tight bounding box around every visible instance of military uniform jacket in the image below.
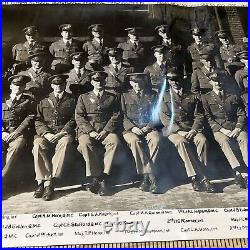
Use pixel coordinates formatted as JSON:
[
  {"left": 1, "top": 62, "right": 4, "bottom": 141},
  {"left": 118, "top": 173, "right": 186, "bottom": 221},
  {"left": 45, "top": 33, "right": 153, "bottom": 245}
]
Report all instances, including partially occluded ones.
[
  {"left": 235, "top": 68, "right": 248, "bottom": 93},
  {"left": 12, "top": 41, "right": 46, "bottom": 62},
  {"left": 103, "top": 63, "right": 134, "bottom": 93},
  {"left": 160, "top": 90, "right": 204, "bottom": 134},
  {"left": 19, "top": 67, "right": 52, "bottom": 100},
  {"left": 75, "top": 91, "right": 120, "bottom": 136},
  {"left": 220, "top": 44, "right": 239, "bottom": 63},
  {"left": 121, "top": 89, "right": 158, "bottom": 131},
  {"left": 117, "top": 40, "right": 145, "bottom": 61},
  {"left": 35, "top": 92, "right": 76, "bottom": 136},
  {"left": 191, "top": 67, "right": 239, "bottom": 95},
  {"left": 2, "top": 93, "right": 35, "bottom": 135},
  {"left": 201, "top": 91, "right": 246, "bottom": 132},
  {"left": 49, "top": 39, "right": 82, "bottom": 65},
  {"left": 144, "top": 62, "right": 167, "bottom": 91}
]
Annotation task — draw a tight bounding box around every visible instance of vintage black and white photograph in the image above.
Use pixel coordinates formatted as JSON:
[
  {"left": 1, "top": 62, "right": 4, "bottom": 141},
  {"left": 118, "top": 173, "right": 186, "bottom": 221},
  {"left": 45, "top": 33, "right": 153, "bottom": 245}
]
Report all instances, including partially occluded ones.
[{"left": 2, "top": 2, "right": 248, "bottom": 217}]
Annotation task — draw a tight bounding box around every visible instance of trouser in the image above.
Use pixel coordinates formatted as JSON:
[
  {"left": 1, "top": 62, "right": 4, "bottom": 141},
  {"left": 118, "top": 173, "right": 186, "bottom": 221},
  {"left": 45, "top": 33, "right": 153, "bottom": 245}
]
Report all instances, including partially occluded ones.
[
  {"left": 214, "top": 131, "right": 248, "bottom": 169},
  {"left": 123, "top": 130, "right": 160, "bottom": 175},
  {"left": 33, "top": 135, "right": 74, "bottom": 181},
  {"left": 2, "top": 135, "right": 26, "bottom": 179},
  {"left": 77, "top": 133, "right": 120, "bottom": 177},
  {"left": 167, "top": 132, "right": 208, "bottom": 177}
]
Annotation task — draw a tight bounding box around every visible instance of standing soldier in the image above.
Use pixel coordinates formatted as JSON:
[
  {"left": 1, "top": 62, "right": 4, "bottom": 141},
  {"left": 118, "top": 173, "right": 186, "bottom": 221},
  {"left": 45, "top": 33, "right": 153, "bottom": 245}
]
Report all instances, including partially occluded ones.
[
  {"left": 12, "top": 26, "right": 46, "bottom": 73},
  {"left": 191, "top": 46, "right": 239, "bottom": 95},
  {"left": 235, "top": 51, "right": 248, "bottom": 93},
  {"left": 160, "top": 68, "right": 216, "bottom": 193},
  {"left": 187, "top": 27, "right": 223, "bottom": 71},
  {"left": 83, "top": 24, "right": 110, "bottom": 69},
  {"left": 103, "top": 47, "right": 134, "bottom": 94},
  {"left": 202, "top": 71, "right": 248, "bottom": 189},
  {"left": 75, "top": 71, "right": 121, "bottom": 196},
  {"left": 66, "top": 52, "right": 92, "bottom": 97},
  {"left": 117, "top": 27, "right": 146, "bottom": 71},
  {"left": 216, "top": 30, "right": 241, "bottom": 76},
  {"left": 2, "top": 75, "right": 35, "bottom": 189},
  {"left": 33, "top": 75, "right": 76, "bottom": 201},
  {"left": 121, "top": 73, "right": 160, "bottom": 194},
  {"left": 144, "top": 45, "right": 168, "bottom": 92},
  {"left": 49, "top": 24, "right": 82, "bottom": 73},
  {"left": 19, "top": 51, "right": 52, "bottom": 100}
]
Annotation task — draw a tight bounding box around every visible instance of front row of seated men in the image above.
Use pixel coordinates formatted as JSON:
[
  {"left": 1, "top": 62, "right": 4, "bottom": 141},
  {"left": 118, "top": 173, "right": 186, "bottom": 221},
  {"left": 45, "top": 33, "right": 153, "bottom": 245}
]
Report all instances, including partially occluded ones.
[{"left": 2, "top": 68, "right": 248, "bottom": 201}]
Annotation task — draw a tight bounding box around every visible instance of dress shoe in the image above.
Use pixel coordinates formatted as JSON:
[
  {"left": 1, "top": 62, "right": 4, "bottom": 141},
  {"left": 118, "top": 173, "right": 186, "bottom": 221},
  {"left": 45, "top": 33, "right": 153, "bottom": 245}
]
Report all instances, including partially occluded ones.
[
  {"left": 139, "top": 175, "right": 150, "bottom": 192},
  {"left": 42, "top": 186, "right": 54, "bottom": 201},
  {"left": 235, "top": 174, "right": 247, "bottom": 189},
  {"left": 191, "top": 177, "right": 203, "bottom": 192},
  {"left": 98, "top": 180, "right": 109, "bottom": 196},
  {"left": 243, "top": 176, "right": 248, "bottom": 189},
  {"left": 33, "top": 184, "right": 44, "bottom": 198},
  {"left": 149, "top": 176, "right": 160, "bottom": 194},
  {"left": 88, "top": 178, "right": 100, "bottom": 194},
  {"left": 201, "top": 179, "right": 216, "bottom": 193}
]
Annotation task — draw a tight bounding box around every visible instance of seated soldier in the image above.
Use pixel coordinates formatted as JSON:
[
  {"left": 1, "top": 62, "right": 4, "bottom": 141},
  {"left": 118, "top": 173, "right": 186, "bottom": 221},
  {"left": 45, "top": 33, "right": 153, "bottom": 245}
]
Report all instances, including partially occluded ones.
[
  {"left": 49, "top": 24, "right": 82, "bottom": 73},
  {"left": 66, "top": 52, "right": 92, "bottom": 98},
  {"left": 202, "top": 71, "right": 248, "bottom": 189},
  {"left": 75, "top": 71, "right": 121, "bottom": 196},
  {"left": 103, "top": 47, "right": 134, "bottom": 94},
  {"left": 160, "top": 68, "right": 216, "bottom": 193},
  {"left": 33, "top": 75, "right": 76, "bottom": 201},
  {"left": 2, "top": 75, "right": 35, "bottom": 191},
  {"left": 117, "top": 27, "right": 146, "bottom": 71},
  {"left": 19, "top": 50, "right": 52, "bottom": 101},
  {"left": 121, "top": 73, "right": 160, "bottom": 194},
  {"left": 191, "top": 45, "right": 240, "bottom": 95}
]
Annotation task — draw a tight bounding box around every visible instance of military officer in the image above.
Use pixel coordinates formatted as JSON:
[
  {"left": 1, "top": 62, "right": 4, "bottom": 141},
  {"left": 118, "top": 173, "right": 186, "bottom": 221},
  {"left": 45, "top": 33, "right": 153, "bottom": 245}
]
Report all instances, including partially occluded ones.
[
  {"left": 12, "top": 26, "right": 46, "bottom": 74},
  {"left": 144, "top": 45, "right": 168, "bottom": 92},
  {"left": 235, "top": 51, "right": 248, "bottom": 93},
  {"left": 49, "top": 24, "right": 82, "bottom": 73},
  {"left": 75, "top": 71, "right": 121, "bottom": 196},
  {"left": 155, "top": 25, "right": 192, "bottom": 79},
  {"left": 33, "top": 74, "right": 76, "bottom": 201},
  {"left": 160, "top": 68, "right": 216, "bottom": 193},
  {"left": 121, "top": 73, "right": 160, "bottom": 194},
  {"left": 66, "top": 52, "right": 92, "bottom": 97},
  {"left": 117, "top": 27, "right": 146, "bottom": 71},
  {"left": 83, "top": 24, "right": 111, "bottom": 68},
  {"left": 103, "top": 47, "right": 134, "bottom": 94},
  {"left": 19, "top": 51, "right": 52, "bottom": 100},
  {"left": 216, "top": 30, "right": 241, "bottom": 76},
  {"left": 2, "top": 75, "right": 35, "bottom": 188},
  {"left": 187, "top": 27, "right": 223, "bottom": 71},
  {"left": 202, "top": 71, "right": 248, "bottom": 189},
  {"left": 191, "top": 46, "right": 240, "bottom": 95}
]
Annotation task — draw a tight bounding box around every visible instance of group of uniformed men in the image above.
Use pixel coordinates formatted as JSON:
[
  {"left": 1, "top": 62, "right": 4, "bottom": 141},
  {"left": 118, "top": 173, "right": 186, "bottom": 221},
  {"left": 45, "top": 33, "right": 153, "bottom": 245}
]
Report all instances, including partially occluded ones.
[{"left": 2, "top": 23, "right": 248, "bottom": 201}]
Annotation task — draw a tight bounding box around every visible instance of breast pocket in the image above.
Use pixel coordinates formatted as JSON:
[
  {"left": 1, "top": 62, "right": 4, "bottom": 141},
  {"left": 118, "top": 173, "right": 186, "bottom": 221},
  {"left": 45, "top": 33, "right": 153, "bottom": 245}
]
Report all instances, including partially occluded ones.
[
  {"left": 42, "top": 104, "right": 54, "bottom": 120},
  {"left": 55, "top": 48, "right": 65, "bottom": 58},
  {"left": 16, "top": 48, "right": 28, "bottom": 61}
]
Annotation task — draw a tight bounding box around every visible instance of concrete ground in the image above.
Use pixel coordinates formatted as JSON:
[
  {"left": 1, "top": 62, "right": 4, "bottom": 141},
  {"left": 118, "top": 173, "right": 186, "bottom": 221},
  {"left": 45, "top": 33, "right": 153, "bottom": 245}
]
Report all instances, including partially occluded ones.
[{"left": 3, "top": 177, "right": 247, "bottom": 215}]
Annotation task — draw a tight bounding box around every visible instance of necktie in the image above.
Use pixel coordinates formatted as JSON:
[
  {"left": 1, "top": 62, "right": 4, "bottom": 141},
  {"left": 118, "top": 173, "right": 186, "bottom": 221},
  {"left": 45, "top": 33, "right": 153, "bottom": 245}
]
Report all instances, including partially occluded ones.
[
  {"left": 99, "top": 40, "right": 102, "bottom": 47},
  {"left": 66, "top": 41, "right": 70, "bottom": 48},
  {"left": 55, "top": 95, "right": 60, "bottom": 103},
  {"left": 97, "top": 92, "right": 101, "bottom": 99},
  {"left": 134, "top": 42, "right": 137, "bottom": 49},
  {"left": 76, "top": 70, "right": 81, "bottom": 79},
  {"left": 114, "top": 65, "right": 118, "bottom": 73},
  {"left": 218, "top": 91, "right": 224, "bottom": 100}
]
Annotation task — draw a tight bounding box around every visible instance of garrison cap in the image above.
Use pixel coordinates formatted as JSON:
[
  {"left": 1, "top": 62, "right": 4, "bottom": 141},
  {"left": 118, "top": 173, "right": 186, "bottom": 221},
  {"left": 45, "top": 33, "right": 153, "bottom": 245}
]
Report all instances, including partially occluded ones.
[
  {"left": 88, "top": 71, "right": 108, "bottom": 80},
  {"left": 125, "top": 27, "right": 142, "bottom": 35},
  {"left": 48, "top": 75, "right": 69, "bottom": 85},
  {"left": 127, "top": 73, "right": 148, "bottom": 82},
  {"left": 151, "top": 45, "right": 166, "bottom": 53},
  {"left": 166, "top": 68, "right": 180, "bottom": 81},
  {"left": 106, "top": 47, "right": 123, "bottom": 56},
  {"left": 191, "top": 27, "right": 207, "bottom": 36},
  {"left": 215, "top": 29, "right": 228, "bottom": 39},
  {"left": 23, "top": 26, "right": 38, "bottom": 36},
  {"left": 8, "top": 75, "right": 31, "bottom": 86},
  {"left": 237, "top": 50, "right": 248, "bottom": 60},
  {"left": 88, "top": 24, "right": 104, "bottom": 32},
  {"left": 59, "top": 24, "right": 72, "bottom": 31},
  {"left": 155, "top": 24, "right": 170, "bottom": 33},
  {"left": 199, "top": 44, "right": 215, "bottom": 60},
  {"left": 70, "top": 52, "right": 86, "bottom": 61}
]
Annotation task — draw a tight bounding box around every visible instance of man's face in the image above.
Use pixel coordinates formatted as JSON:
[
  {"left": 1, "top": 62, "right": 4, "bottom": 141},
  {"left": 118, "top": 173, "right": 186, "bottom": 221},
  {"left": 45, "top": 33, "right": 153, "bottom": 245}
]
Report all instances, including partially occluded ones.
[
  {"left": 219, "top": 37, "right": 230, "bottom": 46},
  {"left": 10, "top": 84, "right": 25, "bottom": 95},
  {"left": 193, "top": 34, "right": 203, "bottom": 44},
  {"left": 51, "top": 83, "right": 66, "bottom": 94},
  {"left": 92, "top": 30, "right": 103, "bottom": 38},
  {"left": 31, "top": 58, "right": 44, "bottom": 70},
  {"left": 128, "top": 33, "right": 139, "bottom": 41},
  {"left": 154, "top": 51, "right": 165, "bottom": 62},
  {"left": 91, "top": 78, "right": 106, "bottom": 90},
  {"left": 168, "top": 78, "right": 181, "bottom": 90},
  {"left": 25, "top": 34, "right": 37, "bottom": 43},
  {"left": 209, "top": 79, "right": 222, "bottom": 91},
  {"left": 61, "top": 30, "right": 72, "bottom": 40},
  {"left": 201, "top": 58, "right": 214, "bottom": 69},
  {"left": 130, "top": 80, "right": 145, "bottom": 92},
  {"left": 109, "top": 54, "right": 121, "bottom": 64},
  {"left": 241, "top": 59, "right": 248, "bottom": 67},
  {"left": 72, "top": 59, "right": 83, "bottom": 68},
  {"left": 158, "top": 30, "right": 170, "bottom": 40}
]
